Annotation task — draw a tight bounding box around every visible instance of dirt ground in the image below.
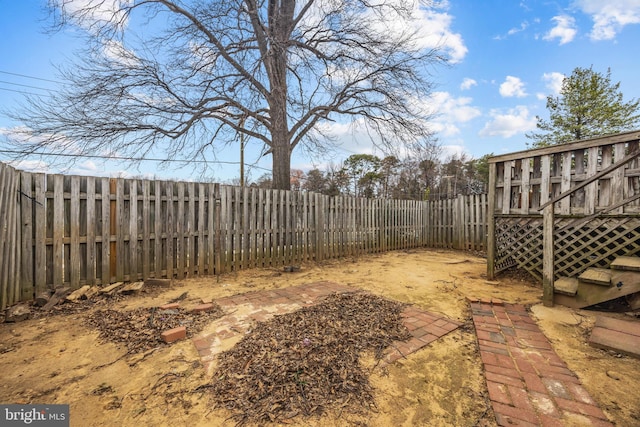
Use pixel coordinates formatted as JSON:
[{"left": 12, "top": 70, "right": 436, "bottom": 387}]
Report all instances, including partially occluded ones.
[{"left": 1, "top": 249, "right": 639, "bottom": 427}]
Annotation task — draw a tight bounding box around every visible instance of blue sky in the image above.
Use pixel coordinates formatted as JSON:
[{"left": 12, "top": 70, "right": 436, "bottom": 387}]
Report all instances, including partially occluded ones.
[{"left": 1, "top": 0, "right": 639, "bottom": 182}]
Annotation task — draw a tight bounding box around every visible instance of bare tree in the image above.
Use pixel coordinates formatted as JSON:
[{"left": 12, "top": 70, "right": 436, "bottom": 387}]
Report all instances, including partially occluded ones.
[{"left": 6, "top": 0, "right": 445, "bottom": 189}]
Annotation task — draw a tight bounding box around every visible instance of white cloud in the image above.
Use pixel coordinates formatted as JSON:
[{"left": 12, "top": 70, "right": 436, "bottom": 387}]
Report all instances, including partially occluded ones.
[
  {"left": 509, "top": 21, "right": 529, "bottom": 35},
  {"left": 415, "top": 8, "right": 468, "bottom": 63},
  {"left": 499, "top": 76, "right": 528, "bottom": 98},
  {"left": 543, "top": 15, "right": 578, "bottom": 44},
  {"left": 575, "top": 0, "right": 640, "bottom": 40},
  {"left": 6, "top": 160, "right": 50, "bottom": 174},
  {"left": 460, "top": 78, "right": 477, "bottom": 90},
  {"left": 363, "top": 1, "right": 467, "bottom": 63},
  {"left": 542, "top": 72, "right": 565, "bottom": 95},
  {"left": 423, "top": 91, "right": 482, "bottom": 136},
  {"left": 479, "top": 106, "right": 537, "bottom": 138},
  {"left": 441, "top": 144, "right": 466, "bottom": 159}
]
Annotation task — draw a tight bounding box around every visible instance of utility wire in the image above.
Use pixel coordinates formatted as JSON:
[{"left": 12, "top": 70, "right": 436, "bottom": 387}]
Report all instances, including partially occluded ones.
[
  {"left": 0, "top": 69, "right": 62, "bottom": 84},
  {"left": 0, "top": 79, "right": 53, "bottom": 92},
  {"left": 0, "top": 148, "right": 273, "bottom": 173},
  {"left": 0, "top": 86, "right": 50, "bottom": 97}
]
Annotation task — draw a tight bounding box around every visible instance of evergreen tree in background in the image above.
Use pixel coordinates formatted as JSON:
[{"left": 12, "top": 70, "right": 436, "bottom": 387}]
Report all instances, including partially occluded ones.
[{"left": 527, "top": 67, "right": 640, "bottom": 147}]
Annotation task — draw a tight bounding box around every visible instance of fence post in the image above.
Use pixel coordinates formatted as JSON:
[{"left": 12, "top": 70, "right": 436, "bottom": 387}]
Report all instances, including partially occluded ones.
[
  {"left": 487, "top": 163, "right": 496, "bottom": 279},
  {"left": 109, "top": 178, "right": 117, "bottom": 283},
  {"left": 542, "top": 203, "right": 555, "bottom": 307},
  {"left": 214, "top": 183, "right": 221, "bottom": 275}
]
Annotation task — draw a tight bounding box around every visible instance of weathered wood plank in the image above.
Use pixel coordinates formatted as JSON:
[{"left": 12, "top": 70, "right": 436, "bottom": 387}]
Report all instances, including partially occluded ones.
[
  {"left": 554, "top": 277, "right": 579, "bottom": 296},
  {"left": 197, "top": 182, "right": 205, "bottom": 275},
  {"left": 129, "top": 179, "right": 138, "bottom": 281},
  {"left": 176, "top": 182, "right": 185, "bottom": 279},
  {"left": 69, "top": 177, "right": 80, "bottom": 287},
  {"left": 611, "top": 256, "right": 640, "bottom": 271},
  {"left": 242, "top": 186, "right": 250, "bottom": 269},
  {"left": 578, "top": 268, "right": 612, "bottom": 286},
  {"left": 165, "top": 181, "right": 174, "bottom": 279},
  {"left": 595, "top": 316, "right": 640, "bottom": 338},
  {"left": 154, "top": 180, "right": 163, "bottom": 279},
  {"left": 101, "top": 178, "right": 111, "bottom": 285},
  {"left": 589, "top": 319, "right": 640, "bottom": 359},
  {"left": 115, "top": 179, "right": 125, "bottom": 282},
  {"left": 142, "top": 179, "right": 150, "bottom": 280},
  {"left": 584, "top": 146, "right": 598, "bottom": 215},
  {"left": 263, "top": 188, "right": 272, "bottom": 267},
  {"left": 20, "top": 172, "right": 34, "bottom": 301},
  {"left": 0, "top": 164, "right": 19, "bottom": 308},
  {"left": 86, "top": 177, "right": 96, "bottom": 285},
  {"left": 612, "top": 143, "right": 627, "bottom": 214},
  {"left": 187, "top": 181, "right": 196, "bottom": 277},
  {"left": 213, "top": 183, "right": 221, "bottom": 274},
  {"left": 34, "top": 173, "right": 47, "bottom": 294},
  {"left": 556, "top": 271, "right": 640, "bottom": 309},
  {"left": 53, "top": 175, "right": 64, "bottom": 288}
]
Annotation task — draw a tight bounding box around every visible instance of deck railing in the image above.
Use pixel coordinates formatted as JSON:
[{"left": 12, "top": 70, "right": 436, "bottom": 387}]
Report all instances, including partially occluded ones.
[{"left": 487, "top": 130, "right": 640, "bottom": 294}]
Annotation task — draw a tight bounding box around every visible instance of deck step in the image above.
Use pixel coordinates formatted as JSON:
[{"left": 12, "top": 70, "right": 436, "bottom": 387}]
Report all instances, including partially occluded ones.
[
  {"left": 610, "top": 256, "right": 640, "bottom": 272},
  {"left": 578, "top": 268, "right": 612, "bottom": 286},
  {"left": 554, "top": 277, "right": 579, "bottom": 296},
  {"left": 554, "top": 270, "right": 640, "bottom": 309}
]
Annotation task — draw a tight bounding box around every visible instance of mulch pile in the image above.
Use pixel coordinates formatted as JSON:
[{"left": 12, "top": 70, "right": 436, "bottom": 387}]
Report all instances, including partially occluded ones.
[
  {"left": 87, "top": 305, "right": 224, "bottom": 353},
  {"left": 210, "top": 292, "right": 412, "bottom": 425}
]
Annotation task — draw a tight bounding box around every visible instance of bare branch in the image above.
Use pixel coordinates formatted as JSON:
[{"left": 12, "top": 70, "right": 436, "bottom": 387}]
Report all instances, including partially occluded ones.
[{"left": 5, "top": 0, "right": 447, "bottom": 189}]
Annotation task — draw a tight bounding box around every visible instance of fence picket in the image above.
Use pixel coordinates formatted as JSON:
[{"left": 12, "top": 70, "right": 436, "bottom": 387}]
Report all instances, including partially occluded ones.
[{"left": 20, "top": 172, "right": 33, "bottom": 301}]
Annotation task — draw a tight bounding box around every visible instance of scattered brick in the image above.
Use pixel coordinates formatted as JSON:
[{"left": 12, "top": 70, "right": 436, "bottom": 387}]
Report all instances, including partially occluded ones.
[
  {"left": 191, "top": 303, "right": 216, "bottom": 313},
  {"left": 161, "top": 326, "right": 187, "bottom": 343}
]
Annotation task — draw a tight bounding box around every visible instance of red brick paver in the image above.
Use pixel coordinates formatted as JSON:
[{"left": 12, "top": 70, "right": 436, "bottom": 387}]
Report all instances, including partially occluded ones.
[
  {"left": 193, "top": 282, "right": 461, "bottom": 373},
  {"left": 469, "top": 298, "right": 613, "bottom": 426}
]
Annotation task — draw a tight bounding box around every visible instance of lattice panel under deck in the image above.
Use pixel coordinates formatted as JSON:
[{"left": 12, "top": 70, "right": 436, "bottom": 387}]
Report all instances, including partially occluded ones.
[
  {"left": 494, "top": 217, "right": 543, "bottom": 280},
  {"left": 554, "top": 217, "right": 640, "bottom": 278},
  {"left": 494, "top": 216, "right": 640, "bottom": 281}
]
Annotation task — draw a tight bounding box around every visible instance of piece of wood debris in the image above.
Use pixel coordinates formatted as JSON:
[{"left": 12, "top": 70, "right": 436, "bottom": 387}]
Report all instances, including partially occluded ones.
[
  {"left": 99, "top": 282, "right": 125, "bottom": 294},
  {"left": 83, "top": 286, "right": 100, "bottom": 300},
  {"left": 168, "top": 292, "right": 188, "bottom": 303},
  {"left": 42, "top": 287, "right": 71, "bottom": 311},
  {"left": 120, "top": 282, "right": 144, "bottom": 295},
  {"left": 5, "top": 304, "right": 31, "bottom": 322},
  {"left": 34, "top": 291, "right": 52, "bottom": 307},
  {"left": 589, "top": 316, "right": 640, "bottom": 359},
  {"left": 66, "top": 285, "right": 92, "bottom": 302}
]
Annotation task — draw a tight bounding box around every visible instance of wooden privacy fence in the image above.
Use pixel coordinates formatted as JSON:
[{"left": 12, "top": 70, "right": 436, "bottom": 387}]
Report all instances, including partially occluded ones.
[
  {"left": 487, "top": 130, "right": 640, "bottom": 285},
  {"left": 0, "top": 164, "right": 488, "bottom": 309}
]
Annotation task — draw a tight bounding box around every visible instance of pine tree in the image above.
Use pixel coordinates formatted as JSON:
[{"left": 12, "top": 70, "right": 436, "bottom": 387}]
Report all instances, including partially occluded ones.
[{"left": 527, "top": 67, "right": 640, "bottom": 147}]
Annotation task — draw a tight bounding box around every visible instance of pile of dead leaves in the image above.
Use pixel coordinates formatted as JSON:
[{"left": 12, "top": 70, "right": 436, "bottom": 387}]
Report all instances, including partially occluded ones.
[
  {"left": 210, "top": 292, "right": 412, "bottom": 426},
  {"left": 87, "top": 305, "right": 224, "bottom": 353}
]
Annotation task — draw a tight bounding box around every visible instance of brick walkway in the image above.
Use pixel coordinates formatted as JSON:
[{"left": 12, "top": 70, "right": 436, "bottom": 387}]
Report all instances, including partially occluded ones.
[
  {"left": 192, "top": 281, "right": 461, "bottom": 373},
  {"left": 469, "top": 298, "right": 613, "bottom": 427}
]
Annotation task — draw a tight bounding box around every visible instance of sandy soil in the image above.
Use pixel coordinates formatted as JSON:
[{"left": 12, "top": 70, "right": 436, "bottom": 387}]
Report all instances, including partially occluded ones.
[{"left": 1, "top": 249, "right": 638, "bottom": 427}]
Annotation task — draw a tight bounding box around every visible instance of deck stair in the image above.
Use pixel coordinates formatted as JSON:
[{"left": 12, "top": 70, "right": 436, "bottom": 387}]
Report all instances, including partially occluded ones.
[{"left": 554, "top": 256, "right": 640, "bottom": 309}]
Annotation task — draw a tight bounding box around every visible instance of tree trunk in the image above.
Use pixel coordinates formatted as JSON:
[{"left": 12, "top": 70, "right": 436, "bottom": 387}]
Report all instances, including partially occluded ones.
[
  {"left": 272, "top": 136, "right": 291, "bottom": 190},
  {"left": 266, "top": 0, "right": 293, "bottom": 190}
]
